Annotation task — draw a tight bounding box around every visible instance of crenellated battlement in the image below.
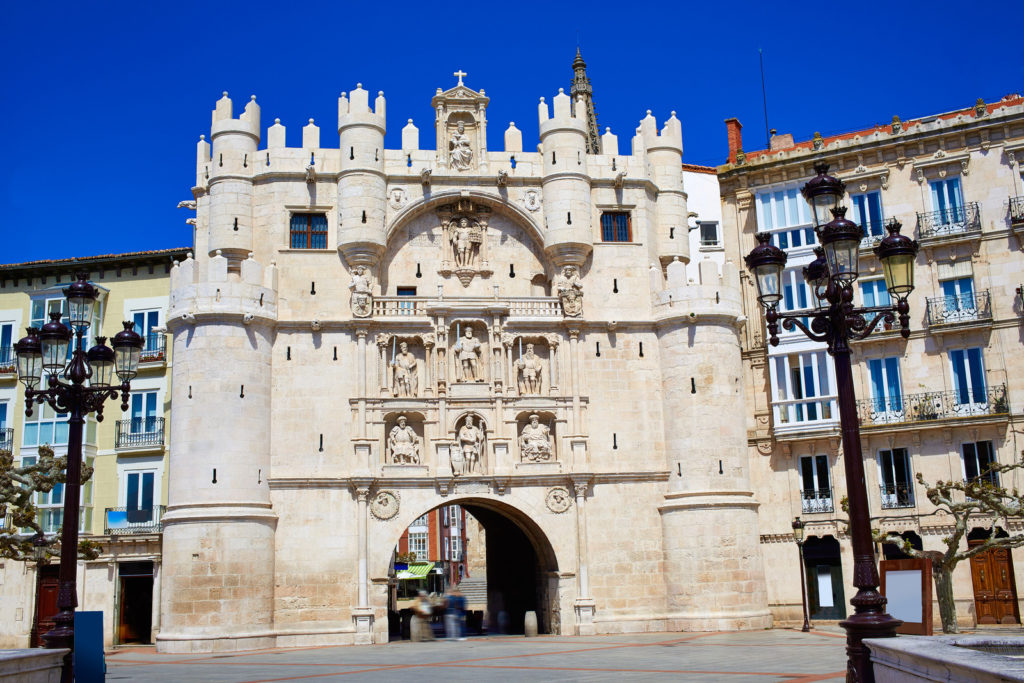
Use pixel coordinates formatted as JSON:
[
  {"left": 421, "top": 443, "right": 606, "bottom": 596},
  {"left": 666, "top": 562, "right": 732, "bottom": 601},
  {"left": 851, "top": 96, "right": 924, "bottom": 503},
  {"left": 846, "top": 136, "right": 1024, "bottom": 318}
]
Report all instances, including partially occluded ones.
[
  {"left": 653, "top": 257, "right": 743, "bottom": 321},
  {"left": 641, "top": 110, "right": 683, "bottom": 154},
  {"left": 210, "top": 92, "right": 261, "bottom": 142},
  {"left": 538, "top": 89, "right": 588, "bottom": 137},
  {"left": 168, "top": 251, "right": 279, "bottom": 326},
  {"left": 338, "top": 84, "right": 386, "bottom": 134}
]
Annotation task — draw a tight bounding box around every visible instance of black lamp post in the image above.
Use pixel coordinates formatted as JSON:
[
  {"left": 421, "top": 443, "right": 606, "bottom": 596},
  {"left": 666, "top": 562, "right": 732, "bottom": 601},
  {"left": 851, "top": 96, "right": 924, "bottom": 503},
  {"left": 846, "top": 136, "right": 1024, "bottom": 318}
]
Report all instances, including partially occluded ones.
[
  {"left": 792, "top": 517, "right": 811, "bottom": 633},
  {"left": 13, "top": 273, "right": 143, "bottom": 683},
  {"left": 745, "top": 163, "right": 919, "bottom": 683}
]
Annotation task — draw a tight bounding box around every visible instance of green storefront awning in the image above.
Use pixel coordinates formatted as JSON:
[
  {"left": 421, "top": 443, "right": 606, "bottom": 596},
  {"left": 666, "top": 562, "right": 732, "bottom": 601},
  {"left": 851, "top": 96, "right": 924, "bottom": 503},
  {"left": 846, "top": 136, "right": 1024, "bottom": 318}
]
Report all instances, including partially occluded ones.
[{"left": 396, "top": 562, "right": 434, "bottom": 580}]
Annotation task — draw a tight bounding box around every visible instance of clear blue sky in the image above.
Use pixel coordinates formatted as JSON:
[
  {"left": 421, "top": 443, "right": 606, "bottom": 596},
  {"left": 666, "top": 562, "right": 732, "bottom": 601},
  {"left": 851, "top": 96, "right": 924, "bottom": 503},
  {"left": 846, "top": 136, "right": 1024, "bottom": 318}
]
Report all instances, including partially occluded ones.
[{"left": 2, "top": 0, "right": 1021, "bottom": 263}]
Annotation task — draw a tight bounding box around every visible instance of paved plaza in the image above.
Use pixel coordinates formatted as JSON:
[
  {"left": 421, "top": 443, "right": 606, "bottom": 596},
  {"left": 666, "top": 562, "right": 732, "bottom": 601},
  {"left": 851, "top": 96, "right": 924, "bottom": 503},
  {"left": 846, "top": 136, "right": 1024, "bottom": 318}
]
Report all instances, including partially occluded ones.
[{"left": 105, "top": 629, "right": 848, "bottom": 682}]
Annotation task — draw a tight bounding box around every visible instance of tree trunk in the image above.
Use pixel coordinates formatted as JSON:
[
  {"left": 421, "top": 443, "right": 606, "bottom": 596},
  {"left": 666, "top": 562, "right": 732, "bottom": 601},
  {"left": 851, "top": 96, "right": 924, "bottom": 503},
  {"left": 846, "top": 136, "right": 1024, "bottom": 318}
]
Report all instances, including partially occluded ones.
[{"left": 934, "top": 564, "right": 959, "bottom": 634}]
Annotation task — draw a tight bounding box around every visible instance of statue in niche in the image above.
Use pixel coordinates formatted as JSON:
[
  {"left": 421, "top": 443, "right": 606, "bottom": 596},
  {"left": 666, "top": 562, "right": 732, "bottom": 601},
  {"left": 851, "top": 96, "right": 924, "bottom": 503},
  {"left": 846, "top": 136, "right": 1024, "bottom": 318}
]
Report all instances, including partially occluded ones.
[
  {"left": 555, "top": 265, "right": 584, "bottom": 317},
  {"left": 349, "top": 266, "right": 373, "bottom": 318},
  {"left": 449, "top": 216, "right": 483, "bottom": 269},
  {"left": 455, "top": 415, "right": 484, "bottom": 475},
  {"left": 515, "top": 343, "right": 544, "bottom": 396},
  {"left": 390, "top": 341, "right": 418, "bottom": 397},
  {"left": 449, "top": 121, "right": 473, "bottom": 171},
  {"left": 519, "top": 414, "right": 552, "bottom": 462},
  {"left": 388, "top": 415, "right": 421, "bottom": 465},
  {"left": 452, "top": 327, "right": 483, "bottom": 382}
]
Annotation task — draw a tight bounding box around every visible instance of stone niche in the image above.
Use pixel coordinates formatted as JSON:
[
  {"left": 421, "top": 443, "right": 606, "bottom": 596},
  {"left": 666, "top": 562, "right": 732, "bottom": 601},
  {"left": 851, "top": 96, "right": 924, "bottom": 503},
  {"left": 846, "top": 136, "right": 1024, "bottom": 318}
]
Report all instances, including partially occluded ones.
[
  {"left": 447, "top": 320, "right": 490, "bottom": 392},
  {"left": 380, "top": 335, "right": 427, "bottom": 398},
  {"left": 381, "top": 411, "right": 427, "bottom": 477},
  {"left": 447, "top": 412, "right": 488, "bottom": 477},
  {"left": 515, "top": 410, "right": 558, "bottom": 465},
  {"left": 505, "top": 335, "right": 556, "bottom": 396}
]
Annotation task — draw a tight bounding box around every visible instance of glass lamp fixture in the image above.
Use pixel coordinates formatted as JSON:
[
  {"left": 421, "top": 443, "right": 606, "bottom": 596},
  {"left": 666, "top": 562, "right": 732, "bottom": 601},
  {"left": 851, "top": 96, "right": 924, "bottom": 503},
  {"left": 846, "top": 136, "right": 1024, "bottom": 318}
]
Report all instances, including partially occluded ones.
[
  {"left": 63, "top": 273, "right": 98, "bottom": 330},
  {"left": 818, "top": 207, "right": 864, "bottom": 285},
  {"left": 803, "top": 247, "right": 829, "bottom": 307},
  {"left": 792, "top": 517, "right": 805, "bottom": 543},
  {"left": 874, "top": 219, "right": 919, "bottom": 302},
  {"left": 744, "top": 233, "right": 788, "bottom": 306},
  {"left": 111, "top": 322, "right": 144, "bottom": 383},
  {"left": 801, "top": 162, "right": 845, "bottom": 229},
  {"left": 38, "top": 313, "right": 72, "bottom": 374},
  {"left": 86, "top": 337, "right": 116, "bottom": 388},
  {"left": 13, "top": 327, "right": 43, "bottom": 389}
]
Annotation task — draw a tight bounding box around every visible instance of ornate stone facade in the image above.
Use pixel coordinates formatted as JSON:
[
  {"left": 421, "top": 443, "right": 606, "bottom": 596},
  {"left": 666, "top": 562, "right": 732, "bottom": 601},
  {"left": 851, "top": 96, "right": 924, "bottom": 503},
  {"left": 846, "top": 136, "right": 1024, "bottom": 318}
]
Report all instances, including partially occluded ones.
[{"left": 161, "top": 67, "right": 767, "bottom": 652}]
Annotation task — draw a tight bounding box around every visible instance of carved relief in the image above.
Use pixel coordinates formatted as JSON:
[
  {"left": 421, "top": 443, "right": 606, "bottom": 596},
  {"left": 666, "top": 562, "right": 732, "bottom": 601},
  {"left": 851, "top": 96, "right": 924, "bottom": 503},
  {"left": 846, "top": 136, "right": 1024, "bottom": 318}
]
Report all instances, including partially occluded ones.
[
  {"left": 370, "top": 490, "right": 400, "bottom": 520},
  {"left": 449, "top": 121, "right": 473, "bottom": 171},
  {"left": 545, "top": 487, "right": 572, "bottom": 513},
  {"left": 388, "top": 415, "right": 421, "bottom": 464},
  {"left": 524, "top": 190, "right": 541, "bottom": 212},
  {"left": 437, "top": 199, "right": 492, "bottom": 286},
  {"left": 452, "top": 326, "right": 484, "bottom": 382},
  {"left": 452, "top": 414, "right": 485, "bottom": 477},
  {"left": 388, "top": 187, "right": 408, "bottom": 209},
  {"left": 555, "top": 265, "right": 584, "bottom": 317},
  {"left": 520, "top": 414, "right": 553, "bottom": 462},
  {"left": 390, "top": 341, "right": 419, "bottom": 397},
  {"left": 349, "top": 266, "right": 373, "bottom": 318},
  {"left": 515, "top": 343, "right": 544, "bottom": 395}
]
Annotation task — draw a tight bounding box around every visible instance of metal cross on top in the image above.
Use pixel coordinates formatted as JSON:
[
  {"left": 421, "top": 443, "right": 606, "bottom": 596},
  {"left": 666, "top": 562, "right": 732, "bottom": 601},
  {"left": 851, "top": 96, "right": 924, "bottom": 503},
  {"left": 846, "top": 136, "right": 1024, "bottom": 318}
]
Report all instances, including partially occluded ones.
[{"left": 454, "top": 69, "right": 467, "bottom": 86}]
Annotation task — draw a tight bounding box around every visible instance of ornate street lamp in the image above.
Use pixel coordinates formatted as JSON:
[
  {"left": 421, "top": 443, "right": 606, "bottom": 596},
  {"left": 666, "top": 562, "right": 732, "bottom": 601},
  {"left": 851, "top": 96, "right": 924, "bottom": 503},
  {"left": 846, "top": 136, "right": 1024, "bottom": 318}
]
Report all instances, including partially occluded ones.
[
  {"left": 792, "top": 517, "right": 811, "bottom": 633},
  {"left": 13, "top": 273, "right": 143, "bottom": 683},
  {"left": 745, "top": 164, "right": 919, "bottom": 682}
]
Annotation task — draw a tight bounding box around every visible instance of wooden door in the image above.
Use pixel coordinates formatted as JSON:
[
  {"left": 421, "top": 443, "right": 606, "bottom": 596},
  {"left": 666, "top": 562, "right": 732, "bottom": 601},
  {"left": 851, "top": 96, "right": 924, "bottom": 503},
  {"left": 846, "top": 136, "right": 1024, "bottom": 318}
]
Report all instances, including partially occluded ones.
[
  {"left": 31, "top": 566, "right": 60, "bottom": 647},
  {"left": 969, "top": 540, "right": 1020, "bottom": 625}
]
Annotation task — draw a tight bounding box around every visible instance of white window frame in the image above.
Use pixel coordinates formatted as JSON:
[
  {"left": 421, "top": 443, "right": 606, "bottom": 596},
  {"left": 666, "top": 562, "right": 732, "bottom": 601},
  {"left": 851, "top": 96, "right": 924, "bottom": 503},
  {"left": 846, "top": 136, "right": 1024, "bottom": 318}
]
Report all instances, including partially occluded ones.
[
  {"left": 799, "top": 454, "right": 833, "bottom": 513},
  {"left": 866, "top": 356, "right": 903, "bottom": 422},
  {"left": 769, "top": 351, "right": 838, "bottom": 431},
  {"left": 117, "top": 454, "right": 164, "bottom": 508},
  {"left": 408, "top": 531, "right": 428, "bottom": 559},
  {"left": 948, "top": 347, "right": 987, "bottom": 414},
  {"left": 877, "top": 447, "right": 914, "bottom": 508},
  {"left": 961, "top": 441, "right": 997, "bottom": 486}
]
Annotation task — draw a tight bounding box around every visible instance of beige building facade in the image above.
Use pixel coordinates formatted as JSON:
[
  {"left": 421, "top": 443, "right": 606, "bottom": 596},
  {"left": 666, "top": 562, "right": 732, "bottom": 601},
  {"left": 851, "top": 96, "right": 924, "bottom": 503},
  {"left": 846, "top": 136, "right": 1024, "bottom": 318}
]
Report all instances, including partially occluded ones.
[
  {"left": 719, "top": 94, "right": 1024, "bottom": 627},
  {"left": 161, "top": 64, "right": 771, "bottom": 652}
]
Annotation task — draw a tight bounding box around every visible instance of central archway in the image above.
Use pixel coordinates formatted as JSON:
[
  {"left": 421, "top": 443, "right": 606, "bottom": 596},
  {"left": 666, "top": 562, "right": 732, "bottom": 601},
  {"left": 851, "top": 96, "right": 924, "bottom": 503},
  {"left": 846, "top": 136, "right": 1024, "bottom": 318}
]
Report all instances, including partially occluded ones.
[{"left": 385, "top": 496, "right": 561, "bottom": 641}]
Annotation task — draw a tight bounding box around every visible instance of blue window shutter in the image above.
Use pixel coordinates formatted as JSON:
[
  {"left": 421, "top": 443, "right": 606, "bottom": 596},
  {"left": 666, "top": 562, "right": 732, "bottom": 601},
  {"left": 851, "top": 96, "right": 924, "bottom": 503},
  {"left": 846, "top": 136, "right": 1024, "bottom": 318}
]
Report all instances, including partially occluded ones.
[
  {"left": 868, "top": 359, "right": 884, "bottom": 410},
  {"left": 141, "top": 472, "right": 154, "bottom": 511},
  {"left": 759, "top": 194, "right": 773, "bottom": 230},
  {"left": 127, "top": 473, "right": 139, "bottom": 510},
  {"left": 861, "top": 282, "right": 875, "bottom": 308},
  {"left": 0, "top": 402, "right": 6, "bottom": 429},
  {"left": 885, "top": 357, "right": 902, "bottom": 410},
  {"left": 951, "top": 350, "right": 968, "bottom": 403},
  {"left": 967, "top": 348, "right": 985, "bottom": 401},
  {"left": 133, "top": 312, "right": 145, "bottom": 335},
  {"left": 601, "top": 213, "right": 613, "bottom": 241},
  {"left": 868, "top": 193, "right": 883, "bottom": 235},
  {"left": 930, "top": 180, "right": 945, "bottom": 214}
]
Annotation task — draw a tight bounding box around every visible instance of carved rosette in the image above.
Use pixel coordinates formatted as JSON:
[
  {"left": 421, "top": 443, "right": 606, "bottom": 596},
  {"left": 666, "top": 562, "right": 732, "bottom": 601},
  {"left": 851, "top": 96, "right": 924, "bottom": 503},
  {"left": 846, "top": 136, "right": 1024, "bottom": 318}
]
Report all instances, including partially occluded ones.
[
  {"left": 370, "top": 490, "right": 400, "bottom": 520},
  {"left": 545, "top": 487, "right": 572, "bottom": 513}
]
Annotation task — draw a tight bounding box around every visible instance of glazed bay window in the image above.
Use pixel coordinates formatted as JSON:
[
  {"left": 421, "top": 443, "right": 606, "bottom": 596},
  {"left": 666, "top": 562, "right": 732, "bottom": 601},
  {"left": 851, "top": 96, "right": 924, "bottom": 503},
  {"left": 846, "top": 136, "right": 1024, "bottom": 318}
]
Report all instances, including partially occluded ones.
[
  {"left": 800, "top": 454, "right": 833, "bottom": 513},
  {"left": 963, "top": 441, "right": 998, "bottom": 486},
  {"left": 770, "top": 351, "right": 836, "bottom": 429},
  {"left": 878, "top": 448, "right": 914, "bottom": 508},
  {"left": 850, "top": 190, "right": 885, "bottom": 242},
  {"left": 600, "top": 212, "right": 631, "bottom": 242},
  {"left": 408, "top": 532, "right": 428, "bottom": 560},
  {"left": 290, "top": 213, "right": 328, "bottom": 249},
  {"left": 757, "top": 186, "right": 816, "bottom": 250},
  {"left": 23, "top": 403, "right": 69, "bottom": 448}
]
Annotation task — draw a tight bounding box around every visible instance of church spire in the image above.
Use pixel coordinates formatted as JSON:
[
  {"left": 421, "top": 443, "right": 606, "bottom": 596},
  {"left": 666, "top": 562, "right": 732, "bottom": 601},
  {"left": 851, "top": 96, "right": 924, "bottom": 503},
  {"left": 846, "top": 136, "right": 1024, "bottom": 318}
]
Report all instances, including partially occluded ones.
[{"left": 570, "top": 47, "right": 602, "bottom": 154}]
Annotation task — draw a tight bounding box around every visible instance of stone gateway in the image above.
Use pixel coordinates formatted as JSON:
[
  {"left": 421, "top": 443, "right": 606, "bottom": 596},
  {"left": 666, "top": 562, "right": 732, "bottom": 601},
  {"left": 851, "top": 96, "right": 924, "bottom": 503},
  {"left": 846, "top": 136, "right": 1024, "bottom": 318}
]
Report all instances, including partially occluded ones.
[{"left": 159, "top": 62, "right": 770, "bottom": 652}]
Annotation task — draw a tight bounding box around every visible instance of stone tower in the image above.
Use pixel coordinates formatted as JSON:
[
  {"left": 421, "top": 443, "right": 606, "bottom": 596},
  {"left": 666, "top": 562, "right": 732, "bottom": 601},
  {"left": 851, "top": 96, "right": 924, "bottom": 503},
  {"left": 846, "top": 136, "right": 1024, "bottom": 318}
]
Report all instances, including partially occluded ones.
[{"left": 569, "top": 48, "right": 601, "bottom": 154}]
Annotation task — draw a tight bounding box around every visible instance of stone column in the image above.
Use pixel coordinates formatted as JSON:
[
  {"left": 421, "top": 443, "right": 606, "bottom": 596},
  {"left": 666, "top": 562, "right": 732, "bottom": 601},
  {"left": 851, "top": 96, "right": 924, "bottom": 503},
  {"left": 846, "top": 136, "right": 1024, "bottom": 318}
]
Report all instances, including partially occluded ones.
[
  {"left": 572, "top": 477, "right": 595, "bottom": 635},
  {"left": 568, "top": 328, "right": 581, "bottom": 431},
  {"left": 546, "top": 334, "right": 560, "bottom": 395},
  {"left": 376, "top": 333, "right": 390, "bottom": 396},
  {"left": 423, "top": 336, "right": 434, "bottom": 396},
  {"left": 504, "top": 337, "right": 516, "bottom": 396},
  {"left": 357, "top": 329, "right": 368, "bottom": 437},
  {"left": 352, "top": 482, "right": 374, "bottom": 644}
]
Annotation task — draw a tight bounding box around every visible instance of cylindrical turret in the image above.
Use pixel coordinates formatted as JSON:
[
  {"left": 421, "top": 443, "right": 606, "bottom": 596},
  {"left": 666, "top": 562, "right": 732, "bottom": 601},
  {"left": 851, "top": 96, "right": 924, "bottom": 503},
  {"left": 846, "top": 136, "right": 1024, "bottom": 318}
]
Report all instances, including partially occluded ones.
[
  {"left": 538, "top": 89, "right": 593, "bottom": 268},
  {"left": 207, "top": 93, "right": 260, "bottom": 264},
  {"left": 642, "top": 111, "right": 689, "bottom": 265},
  {"left": 337, "top": 84, "right": 387, "bottom": 268},
  {"left": 158, "top": 252, "right": 279, "bottom": 652},
  {"left": 655, "top": 258, "right": 770, "bottom": 631}
]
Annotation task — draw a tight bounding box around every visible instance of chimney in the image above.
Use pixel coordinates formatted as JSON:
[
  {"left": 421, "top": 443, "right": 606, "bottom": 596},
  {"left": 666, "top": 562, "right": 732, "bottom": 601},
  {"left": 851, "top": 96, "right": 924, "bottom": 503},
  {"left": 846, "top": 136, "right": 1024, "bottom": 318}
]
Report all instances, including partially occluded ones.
[{"left": 725, "top": 118, "right": 743, "bottom": 163}]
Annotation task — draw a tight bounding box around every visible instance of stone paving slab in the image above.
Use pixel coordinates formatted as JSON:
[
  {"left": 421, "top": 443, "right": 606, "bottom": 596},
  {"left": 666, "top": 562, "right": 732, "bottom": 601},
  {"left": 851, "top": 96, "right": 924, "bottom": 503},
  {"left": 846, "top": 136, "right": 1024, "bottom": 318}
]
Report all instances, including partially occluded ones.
[{"left": 106, "top": 629, "right": 848, "bottom": 682}]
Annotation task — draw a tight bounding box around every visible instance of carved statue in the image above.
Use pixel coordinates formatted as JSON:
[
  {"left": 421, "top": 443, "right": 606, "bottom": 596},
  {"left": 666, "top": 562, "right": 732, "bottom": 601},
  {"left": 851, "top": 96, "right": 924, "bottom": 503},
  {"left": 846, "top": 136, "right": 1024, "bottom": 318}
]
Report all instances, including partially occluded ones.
[
  {"left": 349, "top": 266, "right": 373, "bottom": 318},
  {"left": 449, "top": 121, "right": 473, "bottom": 171},
  {"left": 519, "top": 414, "right": 552, "bottom": 462},
  {"left": 515, "top": 343, "right": 544, "bottom": 396},
  {"left": 390, "top": 341, "right": 419, "bottom": 397},
  {"left": 452, "top": 327, "right": 483, "bottom": 382},
  {"left": 388, "top": 415, "right": 421, "bottom": 465},
  {"left": 449, "top": 217, "right": 483, "bottom": 269},
  {"left": 555, "top": 265, "right": 584, "bottom": 317},
  {"left": 456, "top": 415, "right": 484, "bottom": 475}
]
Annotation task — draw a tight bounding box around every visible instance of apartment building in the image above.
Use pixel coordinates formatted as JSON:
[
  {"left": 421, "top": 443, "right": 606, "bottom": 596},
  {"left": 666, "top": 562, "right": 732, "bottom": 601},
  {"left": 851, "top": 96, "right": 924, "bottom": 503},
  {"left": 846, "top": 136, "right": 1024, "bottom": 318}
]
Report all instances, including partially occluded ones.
[
  {"left": 719, "top": 94, "right": 1024, "bottom": 627},
  {"left": 0, "top": 248, "right": 186, "bottom": 647}
]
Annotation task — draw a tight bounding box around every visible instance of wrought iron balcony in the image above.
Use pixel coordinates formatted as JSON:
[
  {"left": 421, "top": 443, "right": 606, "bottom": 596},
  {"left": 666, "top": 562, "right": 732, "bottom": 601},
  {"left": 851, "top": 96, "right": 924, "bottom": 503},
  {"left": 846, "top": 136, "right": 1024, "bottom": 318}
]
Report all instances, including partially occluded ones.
[
  {"left": 925, "top": 290, "right": 992, "bottom": 328},
  {"left": 916, "top": 202, "right": 981, "bottom": 241},
  {"left": 0, "top": 345, "right": 14, "bottom": 376},
  {"left": 879, "top": 483, "right": 915, "bottom": 509},
  {"left": 801, "top": 488, "right": 834, "bottom": 514},
  {"left": 0, "top": 427, "right": 12, "bottom": 452},
  {"left": 856, "top": 384, "right": 1009, "bottom": 428},
  {"left": 105, "top": 506, "right": 165, "bottom": 535},
  {"left": 115, "top": 417, "right": 165, "bottom": 449},
  {"left": 860, "top": 220, "right": 888, "bottom": 248},
  {"left": 139, "top": 332, "right": 166, "bottom": 364},
  {"left": 1010, "top": 196, "right": 1024, "bottom": 226}
]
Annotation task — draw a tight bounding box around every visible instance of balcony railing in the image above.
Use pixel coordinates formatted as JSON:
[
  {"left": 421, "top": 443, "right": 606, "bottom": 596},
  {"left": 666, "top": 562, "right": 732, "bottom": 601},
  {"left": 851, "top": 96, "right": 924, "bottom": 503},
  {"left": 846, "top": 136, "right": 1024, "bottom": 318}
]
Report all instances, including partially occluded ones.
[
  {"left": 774, "top": 395, "right": 838, "bottom": 431},
  {"left": 139, "top": 332, "right": 166, "bottom": 364},
  {"left": 0, "top": 345, "right": 14, "bottom": 375},
  {"left": 1010, "top": 196, "right": 1024, "bottom": 226},
  {"left": 115, "top": 417, "right": 165, "bottom": 449},
  {"left": 856, "top": 384, "right": 1009, "bottom": 427},
  {"left": 925, "top": 290, "right": 992, "bottom": 327},
  {"left": 801, "top": 488, "right": 834, "bottom": 514},
  {"left": 860, "top": 220, "right": 887, "bottom": 248},
  {"left": 917, "top": 202, "right": 981, "bottom": 240},
  {"left": 0, "top": 427, "right": 12, "bottom": 452},
  {"left": 372, "top": 296, "right": 563, "bottom": 318},
  {"left": 105, "top": 506, "right": 165, "bottom": 535},
  {"left": 880, "top": 483, "right": 915, "bottom": 509}
]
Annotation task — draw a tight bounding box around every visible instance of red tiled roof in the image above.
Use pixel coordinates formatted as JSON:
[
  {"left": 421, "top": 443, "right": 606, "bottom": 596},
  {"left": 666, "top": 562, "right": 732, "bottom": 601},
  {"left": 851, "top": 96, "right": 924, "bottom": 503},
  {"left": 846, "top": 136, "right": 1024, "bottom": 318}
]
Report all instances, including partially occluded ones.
[
  {"left": 681, "top": 163, "right": 717, "bottom": 174},
  {"left": 0, "top": 247, "right": 190, "bottom": 271},
  {"left": 738, "top": 93, "right": 1023, "bottom": 163}
]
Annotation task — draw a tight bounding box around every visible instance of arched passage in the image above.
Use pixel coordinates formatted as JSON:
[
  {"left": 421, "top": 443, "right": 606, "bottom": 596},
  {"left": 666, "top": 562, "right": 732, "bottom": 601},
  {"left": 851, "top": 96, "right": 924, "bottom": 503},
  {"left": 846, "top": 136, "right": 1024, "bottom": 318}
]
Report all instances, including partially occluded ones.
[{"left": 385, "top": 496, "right": 560, "bottom": 641}]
